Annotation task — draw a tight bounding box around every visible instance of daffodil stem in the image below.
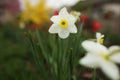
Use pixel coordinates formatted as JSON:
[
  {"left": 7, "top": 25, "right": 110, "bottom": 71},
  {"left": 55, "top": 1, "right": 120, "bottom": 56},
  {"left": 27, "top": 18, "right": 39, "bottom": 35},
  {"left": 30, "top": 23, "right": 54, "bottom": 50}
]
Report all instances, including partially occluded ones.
[
  {"left": 70, "top": 48, "right": 77, "bottom": 80},
  {"left": 75, "top": 22, "right": 83, "bottom": 49},
  {"left": 27, "top": 31, "right": 48, "bottom": 80},
  {"left": 57, "top": 37, "right": 63, "bottom": 80},
  {"left": 35, "top": 29, "right": 48, "bottom": 60},
  {"left": 70, "top": 48, "right": 73, "bottom": 80},
  {"left": 93, "top": 69, "right": 97, "bottom": 80},
  {"left": 73, "top": 22, "right": 83, "bottom": 64}
]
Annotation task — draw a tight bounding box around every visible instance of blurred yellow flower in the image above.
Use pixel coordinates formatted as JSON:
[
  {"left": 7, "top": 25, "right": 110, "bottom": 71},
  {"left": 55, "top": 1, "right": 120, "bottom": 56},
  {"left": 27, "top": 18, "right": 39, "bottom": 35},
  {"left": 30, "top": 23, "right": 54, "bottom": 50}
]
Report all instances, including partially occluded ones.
[{"left": 20, "top": 0, "right": 50, "bottom": 27}]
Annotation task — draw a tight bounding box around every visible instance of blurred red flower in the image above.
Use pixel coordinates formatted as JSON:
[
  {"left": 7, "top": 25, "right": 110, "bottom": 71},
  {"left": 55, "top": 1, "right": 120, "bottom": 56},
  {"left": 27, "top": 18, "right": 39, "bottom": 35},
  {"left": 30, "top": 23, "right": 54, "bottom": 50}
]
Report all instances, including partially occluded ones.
[
  {"left": 92, "top": 21, "right": 102, "bottom": 32},
  {"left": 53, "top": 10, "right": 59, "bottom": 15},
  {"left": 81, "top": 15, "right": 88, "bottom": 22}
]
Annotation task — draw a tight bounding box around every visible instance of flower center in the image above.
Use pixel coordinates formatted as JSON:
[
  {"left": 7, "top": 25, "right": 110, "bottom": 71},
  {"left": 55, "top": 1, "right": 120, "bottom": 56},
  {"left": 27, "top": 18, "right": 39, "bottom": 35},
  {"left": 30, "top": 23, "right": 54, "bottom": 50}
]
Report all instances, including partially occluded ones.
[
  {"left": 59, "top": 19, "right": 68, "bottom": 28},
  {"left": 101, "top": 53, "right": 109, "bottom": 60},
  {"left": 99, "top": 38, "right": 104, "bottom": 44}
]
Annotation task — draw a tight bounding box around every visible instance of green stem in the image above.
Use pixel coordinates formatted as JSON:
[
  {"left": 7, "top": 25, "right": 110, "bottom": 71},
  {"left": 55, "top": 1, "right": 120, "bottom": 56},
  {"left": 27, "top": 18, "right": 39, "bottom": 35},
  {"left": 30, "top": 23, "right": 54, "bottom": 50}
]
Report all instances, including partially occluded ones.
[
  {"left": 74, "top": 23, "right": 84, "bottom": 52},
  {"left": 27, "top": 31, "right": 48, "bottom": 80},
  {"left": 93, "top": 69, "right": 96, "bottom": 80},
  {"left": 70, "top": 48, "right": 73, "bottom": 80},
  {"left": 35, "top": 29, "right": 48, "bottom": 61},
  {"left": 73, "top": 23, "right": 84, "bottom": 65}
]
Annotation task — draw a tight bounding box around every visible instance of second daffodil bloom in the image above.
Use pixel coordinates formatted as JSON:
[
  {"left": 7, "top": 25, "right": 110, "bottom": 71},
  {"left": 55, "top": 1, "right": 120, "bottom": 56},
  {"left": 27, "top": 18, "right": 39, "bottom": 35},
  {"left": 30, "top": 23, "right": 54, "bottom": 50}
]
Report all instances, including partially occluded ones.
[
  {"left": 19, "top": 0, "right": 50, "bottom": 27},
  {"left": 80, "top": 40, "right": 120, "bottom": 80},
  {"left": 70, "top": 11, "right": 81, "bottom": 22},
  {"left": 49, "top": 7, "right": 77, "bottom": 39},
  {"left": 96, "top": 32, "right": 104, "bottom": 44}
]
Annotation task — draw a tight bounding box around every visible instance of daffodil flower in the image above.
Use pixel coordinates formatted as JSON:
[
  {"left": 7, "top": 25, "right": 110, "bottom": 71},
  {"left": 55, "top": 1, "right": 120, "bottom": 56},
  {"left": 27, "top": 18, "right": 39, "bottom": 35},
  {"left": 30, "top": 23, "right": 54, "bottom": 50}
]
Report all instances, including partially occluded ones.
[
  {"left": 49, "top": 7, "right": 77, "bottom": 39},
  {"left": 19, "top": 0, "right": 84, "bottom": 10},
  {"left": 19, "top": 0, "right": 50, "bottom": 28},
  {"left": 46, "top": 0, "right": 81, "bottom": 9},
  {"left": 70, "top": 11, "right": 81, "bottom": 22},
  {"left": 80, "top": 40, "right": 120, "bottom": 80},
  {"left": 96, "top": 32, "right": 104, "bottom": 44}
]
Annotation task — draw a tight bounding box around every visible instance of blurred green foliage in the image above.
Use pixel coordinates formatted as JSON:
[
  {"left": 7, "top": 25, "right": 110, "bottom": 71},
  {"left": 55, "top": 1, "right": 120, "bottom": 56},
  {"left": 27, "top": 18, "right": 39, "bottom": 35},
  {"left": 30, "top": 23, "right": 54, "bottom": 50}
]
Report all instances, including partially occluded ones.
[{"left": 0, "top": 24, "right": 41, "bottom": 80}]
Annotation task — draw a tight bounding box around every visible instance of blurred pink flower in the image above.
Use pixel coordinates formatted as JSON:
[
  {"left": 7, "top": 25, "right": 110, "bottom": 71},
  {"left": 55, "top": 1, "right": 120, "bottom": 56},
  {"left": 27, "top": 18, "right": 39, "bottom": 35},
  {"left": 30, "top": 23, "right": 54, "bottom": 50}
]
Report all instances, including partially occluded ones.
[{"left": 0, "top": 0, "right": 20, "bottom": 14}]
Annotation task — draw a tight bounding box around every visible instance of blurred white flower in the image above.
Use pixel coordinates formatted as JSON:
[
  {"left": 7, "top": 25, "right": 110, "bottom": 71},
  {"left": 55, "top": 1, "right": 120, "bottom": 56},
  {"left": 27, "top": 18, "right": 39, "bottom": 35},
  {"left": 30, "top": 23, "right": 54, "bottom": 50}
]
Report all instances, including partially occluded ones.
[
  {"left": 49, "top": 7, "right": 77, "bottom": 39},
  {"left": 46, "top": 0, "right": 80, "bottom": 9},
  {"left": 80, "top": 40, "right": 120, "bottom": 80},
  {"left": 96, "top": 32, "right": 104, "bottom": 44},
  {"left": 19, "top": 0, "right": 82, "bottom": 10},
  {"left": 19, "top": 0, "right": 38, "bottom": 10}
]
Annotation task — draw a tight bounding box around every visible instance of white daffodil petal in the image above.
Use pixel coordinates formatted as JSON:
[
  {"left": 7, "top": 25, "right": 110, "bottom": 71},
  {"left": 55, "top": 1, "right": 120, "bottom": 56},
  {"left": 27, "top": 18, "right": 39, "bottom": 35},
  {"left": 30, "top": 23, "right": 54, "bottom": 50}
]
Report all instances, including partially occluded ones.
[
  {"left": 96, "top": 32, "right": 104, "bottom": 44},
  {"left": 59, "top": 7, "right": 69, "bottom": 17},
  {"left": 82, "top": 40, "right": 108, "bottom": 54},
  {"left": 96, "top": 32, "right": 104, "bottom": 39},
  {"left": 50, "top": 16, "right": 60, "bottom": 23},
  {"left": 110, "top": 52, "right": 120, "bottom": 63},
  {"left": 68, "top": 25, "right": 77, "bottom": 33},
  {"left": 100, "top": 60, "right": 119, "bottom": 80},
  {"left": 49, "top": 24, "right": 61, "bottom": 33},
  {"left": 101, "top": 35, "right": 104, "bottom": 38},
  {"left": 109, "top": 46, "right": 120, "bottom": 53},
  {"left": 96, "top": 32, "right": 101, "bottom": 39},
  {"left": 58, "top": 30, "right": 69, "bottom": 39},
  {"left": 80, "top": 53, "right": 100, "bottom": 68},
  {"left": 68, "top": 14, "right": 76, "bottom": 23}
]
